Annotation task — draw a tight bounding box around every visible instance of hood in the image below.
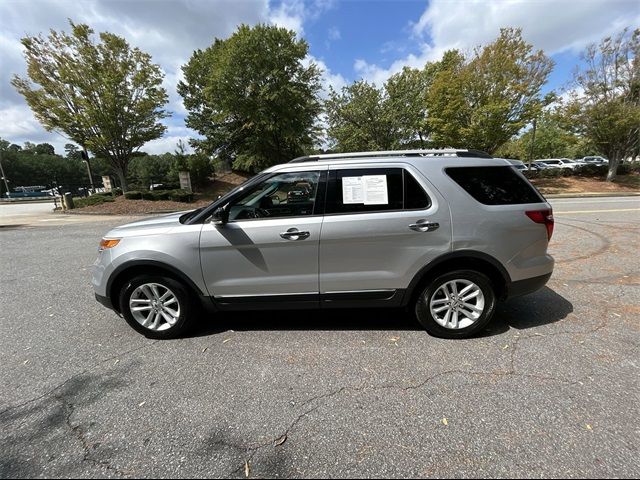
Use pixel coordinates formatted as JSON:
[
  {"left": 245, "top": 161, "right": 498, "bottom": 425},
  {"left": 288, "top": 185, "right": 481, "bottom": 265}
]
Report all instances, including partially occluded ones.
[{"left": 107, "top": 211, "right": 193, "bottom": 237}]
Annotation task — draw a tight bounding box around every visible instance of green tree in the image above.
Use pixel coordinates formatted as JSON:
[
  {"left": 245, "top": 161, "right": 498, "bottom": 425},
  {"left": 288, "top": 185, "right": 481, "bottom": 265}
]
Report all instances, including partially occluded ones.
[
  {"left": 187, "top": 153, "right": 214, "bottom": 190},
  {"left": 565, "top": 28, "right": 640, "bottom": 181},
  {"left": 495, "top": 109, "right": 582, "bottom": 160},
  {"left": 428, "top": 29, "right": 554, "bottom": 153},
  {"left": 326, "top": 67, "right": 432, "bottom": 152},
  {"left": 178, "top": 24, "right": 322, "bottom": 172},
  {"left": 64, "top": 143, "right": 81, "bottom": 159},
  {"left": 326, "top": 80, "right": 396, "bottom": 151},
  {"left": 12, "top": 21, "right": 169, "bottom": 191}
]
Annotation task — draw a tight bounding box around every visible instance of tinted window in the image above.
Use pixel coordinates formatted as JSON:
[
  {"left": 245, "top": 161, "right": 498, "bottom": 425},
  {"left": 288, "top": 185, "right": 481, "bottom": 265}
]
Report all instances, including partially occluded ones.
[
  {"left": 446, "top": 166, "right": 543, "bottom": 205},
  {"left": 326, "top": 168, "right": 403, "bottom": 214},
  {"left": 326, "top": 168, "right": 431, "bottom": 214},
  {"left": 404, "top": 170, "right": 430, "bottom": 209},
  {"left": 229, "top": 171, "right": 323, "bottom": 220}
]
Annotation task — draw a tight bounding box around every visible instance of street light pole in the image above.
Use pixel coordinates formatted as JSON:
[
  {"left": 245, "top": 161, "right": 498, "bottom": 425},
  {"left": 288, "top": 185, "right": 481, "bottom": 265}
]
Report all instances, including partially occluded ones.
[
  {"left": 528, "top": 118, "right": 537, "bottom": 170},
  {"left": 81, "top": 147, "right": 95, "bottom": 192},
  {"left": 0, "top": 149, "right": 10, "bottom": 197}
]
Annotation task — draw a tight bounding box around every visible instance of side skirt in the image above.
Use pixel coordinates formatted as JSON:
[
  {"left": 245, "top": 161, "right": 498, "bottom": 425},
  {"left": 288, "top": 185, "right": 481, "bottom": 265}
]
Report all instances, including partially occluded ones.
[{"left": 213, "top": 290, "right": 406, "bottom": 311}]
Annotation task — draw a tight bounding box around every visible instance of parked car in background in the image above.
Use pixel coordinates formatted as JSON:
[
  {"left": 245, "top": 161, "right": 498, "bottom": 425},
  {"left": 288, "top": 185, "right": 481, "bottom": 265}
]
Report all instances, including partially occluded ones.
[
  {"left": 504, "top": 159, "right": 528, "bottom": 171},
  {"left": 531, "top": 161, "right": 553, "bottom": 170},
  {"left": 93, "top": 149, "right": 554, "bottom": 340},
  {"left": 537, "top": 158, "right": 582, "bottom": 170},
  {"left": 582, "top": 156, "right": 609, "bottom": 165}
]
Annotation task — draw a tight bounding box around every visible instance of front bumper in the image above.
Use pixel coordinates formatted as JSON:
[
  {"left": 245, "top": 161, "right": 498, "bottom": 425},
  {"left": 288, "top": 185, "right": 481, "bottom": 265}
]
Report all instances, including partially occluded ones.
[{"left": 95, "top": 293, "right": 114, "bottom": 310}]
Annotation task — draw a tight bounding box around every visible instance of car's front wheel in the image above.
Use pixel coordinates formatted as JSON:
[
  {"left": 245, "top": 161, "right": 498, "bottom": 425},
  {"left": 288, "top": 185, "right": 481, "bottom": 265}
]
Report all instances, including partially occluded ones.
[
  {"left": 415, "top": 270, "right": 496, "bottom": 339},
  {"left": 119, "top": 275, "right": 193, "bottom": 339}
]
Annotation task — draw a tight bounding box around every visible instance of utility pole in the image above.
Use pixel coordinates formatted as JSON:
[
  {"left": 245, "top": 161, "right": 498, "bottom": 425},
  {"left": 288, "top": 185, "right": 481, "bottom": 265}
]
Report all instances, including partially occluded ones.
[
  {"left": 528, "top": 118, "right": 537, "bottom": 170},
  {"left": 0, "top": 149, "right": 10, "bottom": 197}
]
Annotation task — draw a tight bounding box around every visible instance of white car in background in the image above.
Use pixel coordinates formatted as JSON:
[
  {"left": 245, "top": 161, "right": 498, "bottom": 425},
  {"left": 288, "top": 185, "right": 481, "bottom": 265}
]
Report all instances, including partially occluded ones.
[
  {"left": 582, "top": 156, "right": 609, "bottom": 165},
  {"left": 537, "top": 158, "right": 583, "bottom": 170}
]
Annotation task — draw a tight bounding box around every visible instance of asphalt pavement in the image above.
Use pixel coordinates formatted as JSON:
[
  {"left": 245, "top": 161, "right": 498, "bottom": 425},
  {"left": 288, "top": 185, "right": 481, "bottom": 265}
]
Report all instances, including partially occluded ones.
[{"left": 0, "top": 196, "right": 638, "bottom": 478}]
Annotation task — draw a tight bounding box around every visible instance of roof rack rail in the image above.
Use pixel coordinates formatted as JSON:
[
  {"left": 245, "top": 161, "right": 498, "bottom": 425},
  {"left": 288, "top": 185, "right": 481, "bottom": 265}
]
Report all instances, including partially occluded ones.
[{"left": 289, "top": 149, "right": 492, "bottom": 163}]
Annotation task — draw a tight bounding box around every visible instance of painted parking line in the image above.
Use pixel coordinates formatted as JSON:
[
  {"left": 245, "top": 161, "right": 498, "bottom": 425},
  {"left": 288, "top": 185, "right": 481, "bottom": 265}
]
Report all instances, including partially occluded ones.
[{"left": 554, "top": 208, "right": 640, "bottom": 214}]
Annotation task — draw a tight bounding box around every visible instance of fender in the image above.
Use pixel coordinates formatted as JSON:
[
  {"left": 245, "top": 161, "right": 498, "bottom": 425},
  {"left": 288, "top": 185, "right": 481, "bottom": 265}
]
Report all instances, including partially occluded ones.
[
  {"left": 402, "top": 250, "right": 512, "bottom": 306},
  {"left": 107, "top": 259, "right": 206, "bottom": 303}
]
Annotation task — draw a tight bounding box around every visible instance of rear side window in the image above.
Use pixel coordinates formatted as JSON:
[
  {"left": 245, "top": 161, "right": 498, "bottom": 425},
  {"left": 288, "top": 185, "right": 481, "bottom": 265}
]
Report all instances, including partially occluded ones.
[
  {"left": 446, "top": 166, "right": 543, "bottom": 205},
  {"left": 326, "top": 168, "right": 431, "bottom": 214}
]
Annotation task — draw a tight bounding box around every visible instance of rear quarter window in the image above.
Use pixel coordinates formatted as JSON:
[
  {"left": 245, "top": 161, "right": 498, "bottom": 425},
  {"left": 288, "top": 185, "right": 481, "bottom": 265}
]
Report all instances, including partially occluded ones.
[{"left": 446, "top": 166, "right": 544, "bottom": 205}]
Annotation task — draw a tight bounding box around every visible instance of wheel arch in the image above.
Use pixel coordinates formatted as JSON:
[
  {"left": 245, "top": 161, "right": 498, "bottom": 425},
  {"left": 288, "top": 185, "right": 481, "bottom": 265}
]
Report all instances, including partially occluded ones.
[
  {"left": 107, "top": 260, "right": 205, "bottom": 313},
  {"left": 403, "top": 250, "right": 511, "bottom": 307}
]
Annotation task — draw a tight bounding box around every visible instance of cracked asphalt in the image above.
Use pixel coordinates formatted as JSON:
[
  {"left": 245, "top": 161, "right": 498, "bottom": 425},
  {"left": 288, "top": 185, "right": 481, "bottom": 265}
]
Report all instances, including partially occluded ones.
[{"left": 1, "top": 196, "right": 639, "bottom": 478}]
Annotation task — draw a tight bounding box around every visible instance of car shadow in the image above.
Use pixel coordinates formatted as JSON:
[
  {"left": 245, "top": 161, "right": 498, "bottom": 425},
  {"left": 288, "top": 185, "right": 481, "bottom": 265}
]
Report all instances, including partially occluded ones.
[{"left": 186, "top": 286, "right": 573, "bottom": 339}]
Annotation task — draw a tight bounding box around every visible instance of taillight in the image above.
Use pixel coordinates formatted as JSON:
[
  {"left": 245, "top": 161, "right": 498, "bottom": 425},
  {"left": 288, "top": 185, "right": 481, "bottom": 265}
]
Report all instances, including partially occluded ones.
[{"left": 525, "top": 209, "right": 554, "bottom": 240}]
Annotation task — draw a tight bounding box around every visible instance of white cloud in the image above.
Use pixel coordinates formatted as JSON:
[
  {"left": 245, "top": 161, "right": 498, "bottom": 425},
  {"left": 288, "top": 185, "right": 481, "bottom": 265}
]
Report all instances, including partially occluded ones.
[
  {"left": 268, "top": 0, "right": 306, "bottom": 34},
  {"left": 328, "top": 26, "right": 341, "bottom": 41},
  {"left": 304, "top": 56, "right": 347, "bottom": 96},
  {"left": 413, "top": 0, "right": 639, "bottom": 55},
  {"left": 357, "top": 0, "right": 639, "bottom": 86}
]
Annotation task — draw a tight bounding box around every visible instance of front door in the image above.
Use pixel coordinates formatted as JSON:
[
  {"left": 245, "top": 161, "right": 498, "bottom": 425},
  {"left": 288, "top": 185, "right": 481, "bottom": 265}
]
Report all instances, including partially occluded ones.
[{"left": 200, "top": 167, "right": 327, "bottom": 307}]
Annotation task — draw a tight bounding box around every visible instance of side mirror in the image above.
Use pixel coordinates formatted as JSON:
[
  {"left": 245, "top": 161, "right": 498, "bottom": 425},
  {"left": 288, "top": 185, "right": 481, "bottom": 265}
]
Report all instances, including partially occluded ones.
[{"left": 211, "top": 204, "right": 229, "bottom": 226}]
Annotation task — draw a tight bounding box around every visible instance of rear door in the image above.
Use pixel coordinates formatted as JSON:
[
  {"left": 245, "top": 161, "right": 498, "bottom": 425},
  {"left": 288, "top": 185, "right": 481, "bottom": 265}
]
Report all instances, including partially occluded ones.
[{"left": 318, "top": 163, "right": 452, "bottom": 303}]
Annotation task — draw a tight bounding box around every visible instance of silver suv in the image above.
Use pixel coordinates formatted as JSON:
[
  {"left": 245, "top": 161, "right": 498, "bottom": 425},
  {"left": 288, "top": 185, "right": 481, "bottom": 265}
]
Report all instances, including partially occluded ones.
[{"left": 93, "top": 149, "right": 554, "bottom": 339}]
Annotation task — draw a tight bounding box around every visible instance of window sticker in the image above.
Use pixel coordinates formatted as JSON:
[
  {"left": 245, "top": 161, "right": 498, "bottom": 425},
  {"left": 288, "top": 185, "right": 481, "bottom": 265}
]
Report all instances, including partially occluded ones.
[
  {"left": 342, "top": 176, "right": 364, "bottom": 204},
  {"left": 341, "top": 175, "right": 389, "bottom": 205},
  {"left": 363, "top": 175, "right": 388, "bottom": 205}
]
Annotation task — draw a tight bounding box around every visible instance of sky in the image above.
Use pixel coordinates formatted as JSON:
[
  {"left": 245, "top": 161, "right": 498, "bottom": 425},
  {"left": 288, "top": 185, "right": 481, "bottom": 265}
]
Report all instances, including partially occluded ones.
[{"left": 0, "top": 0, "right": 638, "bottom": 156}]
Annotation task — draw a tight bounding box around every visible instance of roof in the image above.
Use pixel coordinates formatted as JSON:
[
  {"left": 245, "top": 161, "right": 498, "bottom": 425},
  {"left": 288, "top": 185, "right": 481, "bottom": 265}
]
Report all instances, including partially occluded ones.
[{"left": 289, "top": 149, "right": 493, "bottom": 163}]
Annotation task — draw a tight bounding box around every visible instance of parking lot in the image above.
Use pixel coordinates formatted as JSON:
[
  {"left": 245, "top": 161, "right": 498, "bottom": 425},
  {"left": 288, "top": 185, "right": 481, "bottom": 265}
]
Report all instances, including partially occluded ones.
[{"left": 1, "top": 196, "right": 639, "bottom": 478}]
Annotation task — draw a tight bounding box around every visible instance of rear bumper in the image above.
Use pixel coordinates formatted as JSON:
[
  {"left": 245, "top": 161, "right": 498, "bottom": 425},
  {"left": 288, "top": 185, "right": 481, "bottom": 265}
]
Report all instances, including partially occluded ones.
[
  {"left": 95, "top": 293, "right": 114, "bottom": 310},
  {"left": 506, "top": 272, "right": 552, "bottom": 299},
  {"left": 506, "top": 272, "right": 553, "bottom": 298}
]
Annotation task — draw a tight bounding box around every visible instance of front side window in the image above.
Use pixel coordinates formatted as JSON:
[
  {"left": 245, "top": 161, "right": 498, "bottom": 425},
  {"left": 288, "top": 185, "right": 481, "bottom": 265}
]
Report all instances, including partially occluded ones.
[{"left": 228, "top": 171, "right": 323, "bottom": 221}]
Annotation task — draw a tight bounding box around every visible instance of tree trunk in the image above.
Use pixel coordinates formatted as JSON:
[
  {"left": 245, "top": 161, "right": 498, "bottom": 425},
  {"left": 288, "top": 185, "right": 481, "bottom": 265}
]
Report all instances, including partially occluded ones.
[
  {"left": 606, "top": 156, "right": 620, "bottom": 182},
  {"left": 115, "top": 168, "right": 128, "bottom": 192}
]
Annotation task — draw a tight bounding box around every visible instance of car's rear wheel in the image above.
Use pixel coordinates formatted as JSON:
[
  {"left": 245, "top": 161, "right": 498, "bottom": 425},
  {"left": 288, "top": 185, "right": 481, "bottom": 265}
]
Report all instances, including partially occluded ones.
[
  {"left": 415, "top": 270, "right": 496, "bottom": 339},
  {"left": 119, "top": 274, "right": 193, "bottom": 339}
]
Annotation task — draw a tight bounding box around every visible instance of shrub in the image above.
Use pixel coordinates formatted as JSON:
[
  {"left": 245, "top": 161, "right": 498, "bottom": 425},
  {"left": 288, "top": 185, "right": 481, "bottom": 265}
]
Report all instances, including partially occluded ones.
[
  {"left": 141, "top": 190, "right": 158, "bottom": 201},
  {"left": 169, "top": 189, "right": 194, "bottom": 203},
  {"left": 124, "top": 190, "right": 143, "bottom": 200},
  {"left": 574, "top": 164, "right": 607, "bottom": 177},
  {"left": 74, "top": 195, "right": 115, "bottom": 208},
  {"left": 152, "top": 190, "right": 172, "bottom": 201},
  {"left": 112, "top": 187, "right": 123, "bottom": 196},
  {"left": 537, "top": 168, "right": 563, "bottom": 178},
  {"left": 618, "top": 164, "right": 631, "bottom": 175}
]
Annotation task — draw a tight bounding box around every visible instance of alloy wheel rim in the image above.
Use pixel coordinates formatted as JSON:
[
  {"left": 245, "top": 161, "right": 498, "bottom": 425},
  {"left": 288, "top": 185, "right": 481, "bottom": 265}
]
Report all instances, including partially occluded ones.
[
  {"left": 429, "top": 279, "right": 485, "bottom": 330},
  {"left": 129, "top": 283, "right": 180, "bottom": 331}
]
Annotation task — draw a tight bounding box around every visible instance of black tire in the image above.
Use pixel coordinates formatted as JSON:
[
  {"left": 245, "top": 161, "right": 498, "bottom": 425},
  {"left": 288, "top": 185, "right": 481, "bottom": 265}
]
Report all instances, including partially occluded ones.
[
  {"left": 415, "top": 270, "right": 497, "bottom": 339},
  {"left": 119, "top": 274, "right": 194, "bottom": 339}
]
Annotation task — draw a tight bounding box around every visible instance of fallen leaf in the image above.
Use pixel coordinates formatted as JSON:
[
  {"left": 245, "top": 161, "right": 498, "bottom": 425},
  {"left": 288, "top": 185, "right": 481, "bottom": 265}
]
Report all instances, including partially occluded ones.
[
  {"left": 274, "top": 434, "right": 287, "bottom": 446},
  {"left": 502, "top": 345, "right": 509, "bottom": 350},
  {"left": 223, "top": 338, "right": 231, "bottom": 344},
  {"left": 612, "top": 313, "right": 621, "bottom": 317},
  {"left": 138, "top": 401, "right": 146, "bottom": 407},
  {"left": 244, "top": 460, "right": 250, "bottom": 478},
  {"left": 389, "top": 336, "right": 400, "bottom": 343},
  {"left": 114, "top": 359, "right": 120, "bottom": 365},
  {"left": 586, "top": 424, "right": 593, "bottom": 430},
  {"left": 442, "top": 418, "right": 448, "bottom": 426},
  {"left": 23, "top": 360, "right": 29, "bottom": 365},
  {"left": 202, "top": 347, "right": 208, "bottom": 353}
]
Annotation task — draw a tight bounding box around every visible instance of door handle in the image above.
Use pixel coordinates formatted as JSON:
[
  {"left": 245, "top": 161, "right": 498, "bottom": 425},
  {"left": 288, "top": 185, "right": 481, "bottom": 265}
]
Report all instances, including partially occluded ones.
[
  {"left": 409, "top": 220, "right": 440, "bottom": 232},
  {"left": 280, "top": 228, "right": 310, "bottom": 240}
]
